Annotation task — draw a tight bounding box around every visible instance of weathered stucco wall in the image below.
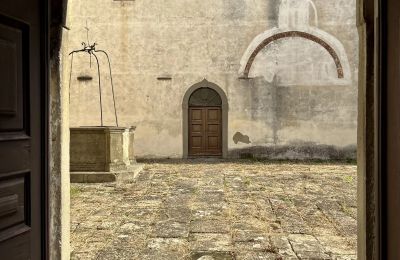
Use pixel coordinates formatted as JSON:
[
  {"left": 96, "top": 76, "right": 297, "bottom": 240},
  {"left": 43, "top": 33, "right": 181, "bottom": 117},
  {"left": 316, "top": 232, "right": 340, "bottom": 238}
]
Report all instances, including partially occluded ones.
[
  {"left": 50, "top": 27, "right": 70, "bottom": 260},
  {"left": 65, "top": 0, "right": 358, "bottom": 159}
]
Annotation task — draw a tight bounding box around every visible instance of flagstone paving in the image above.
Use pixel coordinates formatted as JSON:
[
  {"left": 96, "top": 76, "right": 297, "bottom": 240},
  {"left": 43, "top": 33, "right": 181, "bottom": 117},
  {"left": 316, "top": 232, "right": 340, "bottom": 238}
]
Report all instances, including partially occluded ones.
[{"left": 70, "top": 160, "right": 357, "bottom": 260}]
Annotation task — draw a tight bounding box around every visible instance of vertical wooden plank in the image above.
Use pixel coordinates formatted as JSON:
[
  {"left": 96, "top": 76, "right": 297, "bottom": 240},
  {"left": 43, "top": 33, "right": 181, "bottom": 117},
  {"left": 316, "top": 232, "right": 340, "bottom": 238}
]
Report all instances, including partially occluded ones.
[{"left": 382, "top": 0, "right": 400, "bottom": 258}]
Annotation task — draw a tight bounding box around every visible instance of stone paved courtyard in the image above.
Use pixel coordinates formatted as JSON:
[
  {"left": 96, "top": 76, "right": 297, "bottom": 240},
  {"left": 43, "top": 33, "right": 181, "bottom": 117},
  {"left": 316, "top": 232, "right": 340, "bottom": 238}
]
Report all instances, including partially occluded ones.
[{"left": 70, "top": 160, "right": 357, "bottom": 260}]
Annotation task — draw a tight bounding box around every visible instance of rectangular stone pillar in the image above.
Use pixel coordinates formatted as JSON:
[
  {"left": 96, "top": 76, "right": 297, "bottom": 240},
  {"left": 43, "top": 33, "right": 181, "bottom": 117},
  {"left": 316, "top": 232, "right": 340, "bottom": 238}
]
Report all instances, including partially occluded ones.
[
  {"left": 128, "top": 126, "right": 137, "bottom": 164},
  {"left": 106, "top": 127, "right": 127, "bottom": 171}
]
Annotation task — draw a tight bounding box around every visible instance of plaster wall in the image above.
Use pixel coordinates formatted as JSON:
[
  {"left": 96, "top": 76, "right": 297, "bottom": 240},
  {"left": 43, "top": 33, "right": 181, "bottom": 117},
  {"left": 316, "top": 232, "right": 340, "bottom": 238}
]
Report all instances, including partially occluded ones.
[
  {"left": 49, "top": 27, "right": 70, "bottom": 260},
  {"left": 65, "top": 0, "right": 358, "bottom": 159}
]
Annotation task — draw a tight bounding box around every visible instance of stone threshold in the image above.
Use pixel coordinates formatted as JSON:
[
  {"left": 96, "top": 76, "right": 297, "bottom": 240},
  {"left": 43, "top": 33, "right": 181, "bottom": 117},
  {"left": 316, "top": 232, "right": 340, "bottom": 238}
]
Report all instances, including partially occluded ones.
[{"left": 70, "top": 164, "right": 144, "bottom": 183}]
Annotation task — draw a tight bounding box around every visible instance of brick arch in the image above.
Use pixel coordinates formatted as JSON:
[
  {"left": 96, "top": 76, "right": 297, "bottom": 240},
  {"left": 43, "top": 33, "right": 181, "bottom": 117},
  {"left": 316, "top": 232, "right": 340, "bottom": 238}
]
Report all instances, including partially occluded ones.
[{"left": 243, "top": 31, "right": 344, "bottom": 79}]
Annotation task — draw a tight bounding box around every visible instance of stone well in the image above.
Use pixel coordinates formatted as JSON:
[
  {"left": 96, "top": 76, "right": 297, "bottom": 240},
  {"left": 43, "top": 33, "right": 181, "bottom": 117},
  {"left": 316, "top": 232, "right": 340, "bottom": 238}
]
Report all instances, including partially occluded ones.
[{"left": 70, "top": 126, "right": 143, "bottom": 183}]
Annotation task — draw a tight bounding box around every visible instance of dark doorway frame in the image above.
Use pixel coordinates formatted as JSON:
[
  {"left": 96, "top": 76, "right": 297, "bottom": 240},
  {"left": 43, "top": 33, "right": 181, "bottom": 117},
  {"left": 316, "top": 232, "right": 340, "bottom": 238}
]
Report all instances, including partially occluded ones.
[
  {"left": 379, "top": 0, "right": 400, "bottom": 258},
  {"left": 359, "top": 0, "right": 400, "bottom": 258},
  {"left": 48, "top": 0, "right": 69, "bottom": 259},
  {"left": 45, "top": 0, "right": 396, "bottom": 259}
]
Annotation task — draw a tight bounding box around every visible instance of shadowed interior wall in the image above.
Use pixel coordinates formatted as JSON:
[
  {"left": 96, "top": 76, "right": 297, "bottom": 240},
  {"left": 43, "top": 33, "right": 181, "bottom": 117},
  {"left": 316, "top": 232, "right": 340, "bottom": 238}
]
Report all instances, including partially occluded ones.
[{"left": 65, "top": 0, "right": 358, "bottom": 159}]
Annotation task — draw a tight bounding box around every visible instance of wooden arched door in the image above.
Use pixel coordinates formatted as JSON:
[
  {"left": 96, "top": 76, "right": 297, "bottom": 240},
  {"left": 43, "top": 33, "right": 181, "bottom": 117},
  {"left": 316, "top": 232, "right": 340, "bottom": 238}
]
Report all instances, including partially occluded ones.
[{"left": 188, "top": 88, "right": 222, "bottom": 157}]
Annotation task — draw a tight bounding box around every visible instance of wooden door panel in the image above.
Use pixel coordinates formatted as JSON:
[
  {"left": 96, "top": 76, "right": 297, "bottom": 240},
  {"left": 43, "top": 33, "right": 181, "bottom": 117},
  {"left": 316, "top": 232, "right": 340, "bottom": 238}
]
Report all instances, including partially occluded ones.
[
  {"left": 207, "top": 136, "right": 219, "bottom": 149},
  {"left": 207, "top": 109, "right": 220, "bottom": 121},
  {"left": 191, "top": 124, "right": 203, "bottom": 134},
  {"left": 207, "top": 124, "right": 219, "bottom": 133},
  {"left": 189, "top": 107, "right": 222, "bottom": 156},
  {"left": 0, "top": 233, "right": 30, "bottom": 259},
  {"left": 189, "top": 108, "right": 205, "bottom": 155},
  {"left": 191, "top": 109, "right": 203, "bottom": 120},
  {"left": 0, "top": 14, "right": 31, "bottom": 253},
  {"left": 205, "top": 108, "right": 221, "bottom": 154},
  {"left": 0, "top": 21, "right": 26, "bottom": 132},
  {"left": 0, "top": 172, "right": 27, "bottom": 231},
  {"left": 0, "top": 1, "right": 45, "bottom": 258},
  {"left": 191, "top": 136, "right": 203, "bottom": 148},
  {"left": 0, "top": 140, "right": 30, "bottom": 173}
]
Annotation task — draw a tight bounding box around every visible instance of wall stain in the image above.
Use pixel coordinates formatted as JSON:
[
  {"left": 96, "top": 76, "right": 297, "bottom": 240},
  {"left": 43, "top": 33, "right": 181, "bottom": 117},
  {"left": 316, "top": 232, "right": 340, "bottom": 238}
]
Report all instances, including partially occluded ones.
[{"left": 233, "top": 132, "right": 251, "bottom": 144}]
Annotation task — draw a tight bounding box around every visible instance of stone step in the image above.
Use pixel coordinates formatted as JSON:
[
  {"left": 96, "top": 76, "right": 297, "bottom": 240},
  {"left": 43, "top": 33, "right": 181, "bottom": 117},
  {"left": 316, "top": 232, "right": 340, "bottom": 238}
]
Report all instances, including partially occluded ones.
[{"left": 70, "top": 164, "right": 144, "bottom": 183}]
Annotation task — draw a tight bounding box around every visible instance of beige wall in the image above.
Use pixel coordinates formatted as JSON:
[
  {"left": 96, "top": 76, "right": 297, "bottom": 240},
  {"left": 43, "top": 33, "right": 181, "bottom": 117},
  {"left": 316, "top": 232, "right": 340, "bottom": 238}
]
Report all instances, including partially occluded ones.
[{"left": 65, "top": 0, "right": 358, "bottom": 159}]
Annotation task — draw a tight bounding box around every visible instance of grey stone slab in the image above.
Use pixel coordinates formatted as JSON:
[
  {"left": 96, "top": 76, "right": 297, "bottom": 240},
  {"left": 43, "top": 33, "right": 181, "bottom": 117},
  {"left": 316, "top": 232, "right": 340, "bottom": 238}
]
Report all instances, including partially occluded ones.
[
  {"left": 230, "top": 203, "right": 259, "bottom": 216},
  {"left": 160, "top": 207, "right": 192, "bottom": 223},
  {"left": 71, "top": 251, "right": 99, "bottom": 260},
  {"left": 196, "top": 191, "right": 225, "bottom": 204},
  {"left": 153, "top": 220, "right": 190, "bottom": 238},
  {"left": 231, "top": 220, "right": 268, "bottom": 233},
  {"left": 133, "top": 199, "right": 163, "bottom": 208},
  {"left": 147, "top": 238, "right": 188, "bottom": 248},
  {"left": 140, "top": 238, "right": 190, "bottom": 259},
  {"left": 316, "top": 235, "right": 356, "bottom": 256},
  {"left": 288, "top": 234, "right": 324, "bottom": 253},
  {"left": 325, "top": 211, "right": 357, "bottom": 236},
  {"left": 110, "top": 233, "right": 147, "bottom": 249},
  {"left": 139, "top": 194, "right": 167, "bottom": 203},
  {"left": 191, "top": 205, "right": 230, "bottom": 220},
  {"left": 281, "top": 217, "right": 312, "bottom": 234},
  {"left": 234, "top": 251, "right": 280, "bottom": 260},
  {"left": 232, "top": 230, "right": 269, "bottom": 243},
  {"left": 135, "top": 173, "right": 154, "bottom": 182},
  {"left": 288, "top": 234, "right": 330, "bottom": 259},
  {"left": 96, "top": 247, "right": 140, "bottom": 260},
  {"left": 331, "top": 255, "right": 357, "bottom": 260},
  {"left": 96, "top": 220, "right": 120, "bottom": 230},
  {"left": 190, "top": 234, "right": 233, "bottom": 252},
  {"left": 190, "top": 220, "right": 230, "bottom": 234},
  {"left": 191, "top": 251, "right": 235, "bottom": 260},
  {"left": 118, "top": 221, "right": 149, "bottom": 233},
  {"left": 138, "top": 251, "right": 188, "bottom": 260},
  {"left": 295, "top": 251, "right": 331, "bottom": 259},
  {"left": 270, "top": 199, "right": 312, "bottom": 234},
  {"left": 164, "top": 194, "right": 192, "bottom": 205},
  {"left": 174, "top": 179, "right": 198, "bottom": 194},
  {"left": 270, "top": 235, "right": 298, "bottom": 259},
  {"left": 317, "top": 200, "right": 343, "bottom": 212},
  {"left": 234, "top": 241, "right": 277, "bottom": 254},
  {"left": 124, "top": 207, "right": 157, "bottom": 221}
]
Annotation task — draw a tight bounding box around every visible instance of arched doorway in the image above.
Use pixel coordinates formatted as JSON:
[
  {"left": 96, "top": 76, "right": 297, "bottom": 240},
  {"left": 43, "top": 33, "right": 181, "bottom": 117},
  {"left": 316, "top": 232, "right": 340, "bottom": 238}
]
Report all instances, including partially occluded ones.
[
  {"left": 182, "top": 79, "right": 228, "bottom": 158},
  {"left": 188, "top": 88, "right": 222, "bottom": 156}
]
